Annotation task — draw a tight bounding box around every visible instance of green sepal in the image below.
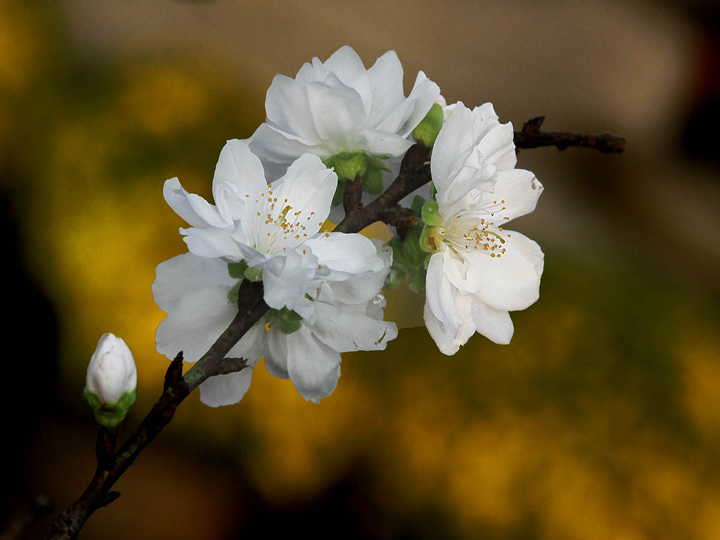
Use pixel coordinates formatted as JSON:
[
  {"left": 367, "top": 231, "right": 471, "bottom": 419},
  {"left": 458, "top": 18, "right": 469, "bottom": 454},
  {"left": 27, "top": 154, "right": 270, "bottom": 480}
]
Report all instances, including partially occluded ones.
[
  {"left": 421, "top": 201, "right": 442, "bottom": 226},
  {"left": 408, "top": 269, "right": 426, "bottom": 293},
  {"left": 430, "top": 182, "right": 437, "bottom": 201},
  {"left": 411, "top": 103, "right": 444, "bottom": 148},
  {"left": 332, "top": 179, "right": 347, "bottom": 207},
  {"left": 323, "top": 152, "right": 367, "bottom": 181},
  {"left": 227, "top": 281, "right": 242, "bottom": 303},
  {"left": 411, "top": 195, "right": 426, "bottom": 218},
  {"left": 245, "top": 267, "right": 263, "bottom": 282},
  {"left": 402, "top": 226, "right": 426, "bottom": 267},
  {"left": 83, "top": 388, "right": 137, "bottom": 429},
  {"left": 388, "top": 235, "right": 412, "bottom": 273},
  {"left": 266, "top": 307, "right": 304, "bottom": 335},
  {"left": 278, "top": 318, "right": 303, "bottom": 334},
  {"left": 385, "top": 268, "right": 406, "bottom": 290},
  {"left": 362, "top": 167, "right": 384, "bottom": 195},
  {"left": 228, "top": 261, "right": 248, "bottom": 279}
]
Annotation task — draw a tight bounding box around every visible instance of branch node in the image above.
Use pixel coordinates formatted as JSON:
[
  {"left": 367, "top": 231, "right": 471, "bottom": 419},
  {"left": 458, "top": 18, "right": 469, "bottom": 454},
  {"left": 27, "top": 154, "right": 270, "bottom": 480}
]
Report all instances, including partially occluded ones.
[
  {"left": 522, "top": 116, "right": 545, "bottom": 132},
  {"left": 98, "top": 492, "right": 121, "bottom": 509},
  {"left": 343, "top": 174, "right": 363, "bottom": 216},
  {"left": 380, "top": 206, "right": 417, "bottom": 238},
  {"left": 215, "top": 357, "right": 249, "bottom": 376},
  {"left": 164, "top": 352, "right": 184, "bottom": 392}
]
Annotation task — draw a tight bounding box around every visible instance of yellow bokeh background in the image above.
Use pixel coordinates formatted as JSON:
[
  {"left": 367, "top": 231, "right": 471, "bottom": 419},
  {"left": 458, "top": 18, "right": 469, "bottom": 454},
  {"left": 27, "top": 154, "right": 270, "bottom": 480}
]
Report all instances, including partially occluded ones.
[{"left": 3, "top": 1, "right": 720, "bottom": 539}]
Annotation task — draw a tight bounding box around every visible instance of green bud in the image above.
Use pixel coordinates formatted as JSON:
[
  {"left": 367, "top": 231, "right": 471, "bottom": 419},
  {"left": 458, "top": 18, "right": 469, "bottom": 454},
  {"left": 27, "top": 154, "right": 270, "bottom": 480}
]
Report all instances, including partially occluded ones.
[
  {"left": 411, "top": 103, "right": 444, "bottom": 148},
  {"left": 421, "top": 201, "right": 442, "bottom": 226},
  {"left": 411, "top": 195, "right": 426, "bottom": 218},
  {"left": 228, "top": 261, "right": 248, "bottom": 279},
  {"left": 245, "top": 267, "right": 263, "bottom": 282},
  {"left": 420, "top": 224, "right": 438, "bottom": 253}
]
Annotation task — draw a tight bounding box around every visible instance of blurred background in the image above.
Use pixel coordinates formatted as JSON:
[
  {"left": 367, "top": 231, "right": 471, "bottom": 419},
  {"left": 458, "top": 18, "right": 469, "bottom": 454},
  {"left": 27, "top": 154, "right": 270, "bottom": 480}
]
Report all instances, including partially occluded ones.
[{"left": 2, "top": 1, "right": 720, "bottom": 538}]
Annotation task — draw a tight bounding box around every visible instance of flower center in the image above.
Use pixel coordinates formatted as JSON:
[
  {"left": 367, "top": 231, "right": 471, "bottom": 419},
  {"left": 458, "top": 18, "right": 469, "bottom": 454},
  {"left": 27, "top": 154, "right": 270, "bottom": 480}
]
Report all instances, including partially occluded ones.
[
  {"left": 433, "top": 199, "right": 511, "bottom": 259},
  {"left": 249, "top": 184, "right": 323, "bottom": 254}
]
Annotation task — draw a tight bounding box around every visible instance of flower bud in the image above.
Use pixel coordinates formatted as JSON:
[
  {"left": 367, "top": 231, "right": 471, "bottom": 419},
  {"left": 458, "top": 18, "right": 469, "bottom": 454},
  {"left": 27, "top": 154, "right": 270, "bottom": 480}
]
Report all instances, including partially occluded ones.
[
  {"left": 411, "top": 103, "right": 444, "bottom": 148},
  {"left": 84, "top": 333, "right": 137, "bottom": 429}
]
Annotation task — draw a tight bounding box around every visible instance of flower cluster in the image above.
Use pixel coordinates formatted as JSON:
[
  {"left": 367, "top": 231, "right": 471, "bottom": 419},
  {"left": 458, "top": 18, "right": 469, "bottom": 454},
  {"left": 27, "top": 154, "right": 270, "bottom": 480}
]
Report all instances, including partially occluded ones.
[{"left": 153, "top": 46, "right": 544, "bottom": 406}]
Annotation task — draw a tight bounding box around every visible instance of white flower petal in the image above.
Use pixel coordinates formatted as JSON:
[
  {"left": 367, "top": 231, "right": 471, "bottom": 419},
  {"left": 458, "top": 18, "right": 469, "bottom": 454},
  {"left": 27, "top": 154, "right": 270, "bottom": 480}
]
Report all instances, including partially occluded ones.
[
  {"left": 311, "top": 302, "right": 397, "bottom": 353},
  {"left": 491, "top": 169, "right": 544, "bottom": 223},
  {"left": 265, "top": 75, "right": 320, "bottom": 141},
  {"left": 328, "top": 239, "right": 392, "bottom": 304},
  {"left": 286, "top": 326, "right": 342, "bottom": 403},
  {"left": 152, "top": 253, "right": 234, "bottom": 313},
  {"left": 264, "top": 327, "right": 290, "bottom": 379},
  {"left": 464, "top": 232, "right": 543, "bottom": 312},
  {"left": 478, "top": 122, "right": 517, "bottom": 171},
  {"left": 269, "top": 153, "right": 337, "bottom": 242},
  {"left": 163, "top": 178, "right": 228, "bottom": 229},
  {"left": 306, "top": 76, "right": 367, "bottom": 152},
  {"left": 471, "top": 298, "right": 514, "bottom": 345},
  {"left": 249, "top": 124, "right": 326, "bottom": 174},
  {"left": 212, "top": 139, "right": 268, "bottom": 202},
  {"left": 155, "top": 286, "right": 237, "bottom": 363},
  {"left": 260, "top": 249, "right": 319, "bottom": 321},
  {"left": 425, "top": 251, "right": 462, "bottom": 337},
  {"left": 305, "top": 232, "right": 384, "bottom": 279},
  {"left": 182, "top": 227, "right": 243, "bottom": 260},
  {"left": 323, "top": 46, "right": 372, "bottom": 113},
  {"left": 366, "top": 50, "right": 405, "bottom": 126},
  {"left": 360, "top": 128, "right": 414, "bottom": 157},
  {"left": 423, "top": 300, "right": 462, "bottom": 356},
  {"left": 199, "top": 368, "right": 254, "bottom": 407}
]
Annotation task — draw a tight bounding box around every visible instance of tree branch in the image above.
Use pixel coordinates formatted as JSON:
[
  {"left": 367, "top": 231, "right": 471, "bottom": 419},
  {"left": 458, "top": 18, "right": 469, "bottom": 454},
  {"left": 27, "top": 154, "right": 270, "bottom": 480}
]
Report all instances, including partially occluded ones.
[
  {"left": 513, "top": 116, "right": 627, "bottom": 154},
  {"left": 46, "top": 281, "right": 268, "bottom": 540}
]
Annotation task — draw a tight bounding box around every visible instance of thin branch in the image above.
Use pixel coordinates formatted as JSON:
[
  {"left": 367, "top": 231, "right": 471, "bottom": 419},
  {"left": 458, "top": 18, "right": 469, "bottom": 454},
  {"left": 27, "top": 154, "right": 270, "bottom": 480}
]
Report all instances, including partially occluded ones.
[
  {"left": 513, "top": 116, "right": 627, "bottom": 154},
  {"left": 46, "top": 281, "right": 268, "bottom": 540},
  {"left": 335, "top": 142, "right": 431, "bottom": 234}
]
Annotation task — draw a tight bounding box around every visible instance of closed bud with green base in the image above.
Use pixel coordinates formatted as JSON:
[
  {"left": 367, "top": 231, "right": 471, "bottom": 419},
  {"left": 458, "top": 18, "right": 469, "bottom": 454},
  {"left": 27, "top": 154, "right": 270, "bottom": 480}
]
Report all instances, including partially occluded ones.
[{"left": 84, "top": 333, "right": 137, "bottom": 429}]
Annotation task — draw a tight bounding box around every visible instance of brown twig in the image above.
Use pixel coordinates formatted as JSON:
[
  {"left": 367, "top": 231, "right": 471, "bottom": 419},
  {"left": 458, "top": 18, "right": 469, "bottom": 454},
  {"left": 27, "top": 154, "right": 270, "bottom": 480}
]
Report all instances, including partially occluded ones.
[
  {"left": 46, "top": 281, "right": 268, "bottom": 540},
  {"left": 342, "top": 174, "right": 363, "bottom": 216},
  {"left": 513, "top": 116, "right": 627, "bottom": 154}
]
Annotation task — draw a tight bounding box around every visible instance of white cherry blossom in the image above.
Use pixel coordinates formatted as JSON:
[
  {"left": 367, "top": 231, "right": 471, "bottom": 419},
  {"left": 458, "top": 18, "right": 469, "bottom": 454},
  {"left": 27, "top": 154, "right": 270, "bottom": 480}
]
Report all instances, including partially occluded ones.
[
  {"left": 152, "top": 242, "right": 397, "bottom": 406},
  {"left": 249, "top": 45, "right": 440, "bottom": 180},
  {"left": 163, "top": 139, "right": 382, "bottom": 323},
  {"left": 423, "top": 102, "right": 544, "bottom": 355}
]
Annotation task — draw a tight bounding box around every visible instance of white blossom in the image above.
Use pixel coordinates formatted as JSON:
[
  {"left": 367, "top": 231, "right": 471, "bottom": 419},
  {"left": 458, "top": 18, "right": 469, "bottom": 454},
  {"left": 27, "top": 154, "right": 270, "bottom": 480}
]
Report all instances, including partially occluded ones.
[
  {"left": 86, "top": 333, "right": 137, "bottom": 404},
  {"left": 163, "top": 139, "right": 382, "bottom": 323},
  {"left": 423, "top": 102, "right": 544, "bottom": 355},
  {"left": 249, "top": 45, "right": 440, "bottom": 181},
  {"left": 152, "top": 241, "right": 397, "bottom": 406}
]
